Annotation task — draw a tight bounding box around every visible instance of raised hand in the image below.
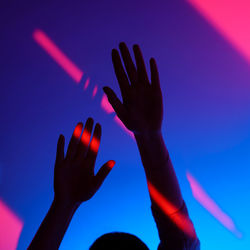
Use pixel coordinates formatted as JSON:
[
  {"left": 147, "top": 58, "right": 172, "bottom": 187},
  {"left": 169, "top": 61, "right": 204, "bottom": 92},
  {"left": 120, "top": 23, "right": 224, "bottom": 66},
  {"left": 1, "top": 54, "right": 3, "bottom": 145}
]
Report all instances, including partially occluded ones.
[
  {"left": 103, "top": 44, "right": 199, "bottom": 249},
  {"left": 103, "top": 43, "right": 163, "bottom": 134},
  {"left": 28, "top": 118, "right": 115, "bottom": 250},
  {"left": 54, "top": 118, "right": 115, "bottom": 207}
]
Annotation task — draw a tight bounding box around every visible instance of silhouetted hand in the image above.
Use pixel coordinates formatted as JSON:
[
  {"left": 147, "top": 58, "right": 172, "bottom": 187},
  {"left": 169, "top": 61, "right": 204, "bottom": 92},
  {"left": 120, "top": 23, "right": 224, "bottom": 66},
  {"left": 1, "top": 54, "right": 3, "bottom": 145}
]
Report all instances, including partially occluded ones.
[
  {"left": 54, "top": 118, "right": 115, "bottom": 207},
  {"left": 103, "top": 43, "right": 163, "bottom": 134}
]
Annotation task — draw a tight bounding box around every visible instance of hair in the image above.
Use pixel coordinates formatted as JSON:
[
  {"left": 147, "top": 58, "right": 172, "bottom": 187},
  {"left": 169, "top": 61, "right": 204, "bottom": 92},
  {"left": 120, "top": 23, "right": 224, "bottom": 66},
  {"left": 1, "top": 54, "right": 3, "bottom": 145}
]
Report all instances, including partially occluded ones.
[{"left": 89, "top": 232, "right": 149, "bottom": 250}]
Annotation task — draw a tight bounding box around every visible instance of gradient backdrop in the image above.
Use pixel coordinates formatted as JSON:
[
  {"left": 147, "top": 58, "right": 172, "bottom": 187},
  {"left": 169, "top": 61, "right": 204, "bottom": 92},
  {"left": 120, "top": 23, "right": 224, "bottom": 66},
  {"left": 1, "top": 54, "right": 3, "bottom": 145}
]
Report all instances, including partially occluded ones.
[{"left": 0, "top": 0, "right": 250, "bottom": 249}]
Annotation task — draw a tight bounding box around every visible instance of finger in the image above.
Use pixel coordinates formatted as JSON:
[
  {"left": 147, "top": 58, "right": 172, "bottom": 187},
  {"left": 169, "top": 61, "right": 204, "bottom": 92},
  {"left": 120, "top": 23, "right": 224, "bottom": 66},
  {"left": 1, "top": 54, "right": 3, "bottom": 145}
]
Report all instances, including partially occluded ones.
[
  {"left": 133, "top": 44, "right": 150, "bottom": 86},
  {"left": 94, "top": 160, "right": 115, "bottom": 189},
  {"left": 66, "top": 122, "right": 83, "bottom": 160},
  {"left": 55, "top": 134, "right": 65, "bottom": 166},
  {"left": 150, "top": 58, "right": 161, "bottom": 90},
  {"left": 119, "top": 42, "right": 137, "bottom": 86},
  {"left": 103, "top": 86, "right": 127, "bottom": 122},
  {"left": 76, "top": 117, "right": 94, "bottom": 160},
  {"left": 112, "top": 49, "right": 130, "bottom": 100},
  {"left": 85, "top": 123, "right": 102, "bottom": 167}
]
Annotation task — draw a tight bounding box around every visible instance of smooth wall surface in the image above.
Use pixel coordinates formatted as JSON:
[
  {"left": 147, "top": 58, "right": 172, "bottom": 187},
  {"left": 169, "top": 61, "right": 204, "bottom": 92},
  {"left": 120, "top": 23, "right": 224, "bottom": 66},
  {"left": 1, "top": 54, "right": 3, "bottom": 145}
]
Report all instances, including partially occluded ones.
[{"left": 0, "top": 1, "right": 249, "bottom": 249}]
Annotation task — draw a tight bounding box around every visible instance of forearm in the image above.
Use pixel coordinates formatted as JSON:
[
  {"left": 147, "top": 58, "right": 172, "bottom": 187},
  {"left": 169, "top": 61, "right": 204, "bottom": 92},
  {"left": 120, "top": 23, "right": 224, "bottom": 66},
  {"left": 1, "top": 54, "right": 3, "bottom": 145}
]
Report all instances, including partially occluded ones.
[
  {"left": 134, "top": 131, "right": 183, "bottom": 209},
  {"left": 28, "top": 200, "right": 78, "bottom": 250}
]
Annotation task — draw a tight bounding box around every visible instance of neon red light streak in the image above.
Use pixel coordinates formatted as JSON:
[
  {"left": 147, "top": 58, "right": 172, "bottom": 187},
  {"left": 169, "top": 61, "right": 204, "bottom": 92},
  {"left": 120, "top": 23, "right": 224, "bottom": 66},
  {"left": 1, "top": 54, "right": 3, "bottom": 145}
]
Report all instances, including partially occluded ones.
[
  {"left": 0, "top": 200, "right": 24, "bottom": 250},
  {"left": 90, "top": 137, "right": 100, "bottom": 153},
  {"left": 186, "top": 172, "right": 242, "bottom": 237},
  {"left": 81, "top": 130, "right": 91, "bottom": 146},
  {"left": 187, "top": 0, "right": 250, "bottom": 62},
  {"left": 147, "top": 182, "right": 197, "bottom": 238},
  {"left": 73, "top": 124, "right": 82, "bottom": 139},
  {"left": 107, "top": 160, "right": 115, "bottom": 169},
  {"left": 33, "top": 29, "right": 83, "bottom": 83}
]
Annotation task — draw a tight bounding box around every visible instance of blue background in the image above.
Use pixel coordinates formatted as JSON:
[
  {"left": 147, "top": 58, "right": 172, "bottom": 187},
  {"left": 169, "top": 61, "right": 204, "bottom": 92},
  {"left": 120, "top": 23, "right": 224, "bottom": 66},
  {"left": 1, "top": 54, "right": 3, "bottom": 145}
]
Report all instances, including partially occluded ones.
[{"left": 0, "top": 0, "right": 249, "bottom": 249}]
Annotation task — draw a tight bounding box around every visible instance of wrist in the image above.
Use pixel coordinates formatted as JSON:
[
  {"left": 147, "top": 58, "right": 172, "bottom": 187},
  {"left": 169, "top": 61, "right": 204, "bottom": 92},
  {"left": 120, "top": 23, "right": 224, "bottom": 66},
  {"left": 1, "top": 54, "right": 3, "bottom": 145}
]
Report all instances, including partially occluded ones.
[
  {"left": 52, "top": 198, "right": 80, "bottom": 213},
  {"left": 134, "top": 130, "right": 162, "bottom": 140}
]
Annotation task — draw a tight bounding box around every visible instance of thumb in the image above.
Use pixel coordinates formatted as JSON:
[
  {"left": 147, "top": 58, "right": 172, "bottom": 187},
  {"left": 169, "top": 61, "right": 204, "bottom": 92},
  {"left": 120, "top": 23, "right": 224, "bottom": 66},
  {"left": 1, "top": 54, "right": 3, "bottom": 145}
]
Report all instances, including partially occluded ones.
[
  {"left": 103, "top": 87, "right": 127, "bottom": 122},
  {"left": 95, "top": 160, "right": 115, "bottom": 189}
]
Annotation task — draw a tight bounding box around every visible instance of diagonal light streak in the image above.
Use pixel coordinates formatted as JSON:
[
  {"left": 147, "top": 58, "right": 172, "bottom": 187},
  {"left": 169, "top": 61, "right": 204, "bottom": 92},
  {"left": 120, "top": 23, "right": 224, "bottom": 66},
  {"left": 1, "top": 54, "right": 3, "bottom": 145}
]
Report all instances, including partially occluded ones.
[
  {"left": 187, "top": 0, "right": 250, "bottom": 63},
  {"left": 33, "top": 29, "right": 134, "bottom": 139},
  {"left": 186, "top": 171, "right": 242, "bottom": 237},
  {"left": 33, "top": 29, "right": 83, "bottom": 83},
  {"left": 148, "top": 181, "right": 197, "bottom": 238},
  {"left": 0, "top": 199, "right": 24, "bottom": 250}
]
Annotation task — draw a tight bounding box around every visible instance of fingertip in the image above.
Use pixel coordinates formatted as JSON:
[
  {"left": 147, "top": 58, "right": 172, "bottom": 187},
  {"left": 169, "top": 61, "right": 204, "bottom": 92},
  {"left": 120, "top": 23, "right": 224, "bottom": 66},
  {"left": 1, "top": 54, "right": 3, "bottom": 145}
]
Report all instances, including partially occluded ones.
[
  {"left": 86, "top": 117, "right": 94, "bottom": 126},
  {"left": 103, "top": 87, "right": 114, "bottom": 99},
  {"left": 112, "top": 48, "right": 118, "bottom": 57},
  {"left": 133, "top": 44, "right": 139, "bottom": 51},
  {"left": 86, "top": 117, "right": 94, "bottom": 122},
  {"left": 96, "top": 122, "right": 101, "bottom": 129},
  {"left": 77, "top": 122, "right": 83, "bottom": 127},
  {"left": 150, "top": 58, "right": 157, "bottom": 73},
  {"left": 119, "top": 42, "right": 126, "bottom": 49},
  {"left": 58, "top": 134, "right": 64, "bottom": 142},
  {"left": 103, "top": 86, "right": 109, "bottom": 93},
  {"left": 73, "top": 123, "right": 83, "bottom": 139},
  {"left": 94, "top": 123, "right": 102, "bottom": 135},
  {"left": 107, "top": 160, "right": 116, "bottom": 169},
  {"left": 150, "top": 57, "right": 155, "bottom": 64},
  {"left": 77, "top": 122, "right": 84, "bottom": 132}
]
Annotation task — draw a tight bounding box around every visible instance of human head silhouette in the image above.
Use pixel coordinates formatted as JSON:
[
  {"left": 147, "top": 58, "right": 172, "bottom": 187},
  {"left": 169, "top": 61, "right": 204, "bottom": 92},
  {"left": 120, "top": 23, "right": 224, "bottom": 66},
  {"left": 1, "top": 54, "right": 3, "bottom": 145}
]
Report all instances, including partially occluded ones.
[{"left": 89, "top": 232, "right": 149, "bottom": 250}]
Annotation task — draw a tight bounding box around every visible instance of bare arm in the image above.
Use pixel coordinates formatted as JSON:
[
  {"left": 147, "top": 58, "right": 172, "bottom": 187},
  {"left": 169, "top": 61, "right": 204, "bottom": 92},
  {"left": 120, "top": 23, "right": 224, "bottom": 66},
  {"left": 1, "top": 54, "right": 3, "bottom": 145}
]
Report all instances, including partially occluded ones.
[
  {"left": 104, "top": 43, "right": 182, "bottom": 208},
  {"left": 28, "top": 118, "right": 115, "bottom": 250},
  {"left": 104, "top": 43, "right": 199, "bottom": 249}
]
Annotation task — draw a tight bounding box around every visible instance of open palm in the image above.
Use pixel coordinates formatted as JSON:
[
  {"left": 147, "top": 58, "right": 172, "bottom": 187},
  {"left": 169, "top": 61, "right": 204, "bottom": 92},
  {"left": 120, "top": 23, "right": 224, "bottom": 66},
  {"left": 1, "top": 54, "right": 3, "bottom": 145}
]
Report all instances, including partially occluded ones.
[{"left": 103, "top": 43, "right": 163, "bottom": 134}]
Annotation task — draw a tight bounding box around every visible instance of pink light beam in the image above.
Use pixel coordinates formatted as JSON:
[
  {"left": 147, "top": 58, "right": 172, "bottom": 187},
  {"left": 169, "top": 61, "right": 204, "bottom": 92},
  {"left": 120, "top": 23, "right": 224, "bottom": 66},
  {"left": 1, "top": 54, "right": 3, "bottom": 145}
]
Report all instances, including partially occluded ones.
[
  {"left": 114, "top": 115, "right": 134, "bottom": 139},
  {"left": 187, "top": 0, "right": 250, "bottom": 63},
  {"left": 0, "top": 200, "right": 24, "bottom": 250},
  {"left": 101, "top": 94, "right": 114, "bottom": 114},
  {"left": 33, "top": 29, "right": 84, "bottom": 83},
  {"left": 92, "top": 85, "right": 98, "bottom": 98},
  {"left": 186, "top": 171, "right": 242, "bottom": 238},
  {"left": 84, "top": 77, "right": 90, "bottom": 90}
]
